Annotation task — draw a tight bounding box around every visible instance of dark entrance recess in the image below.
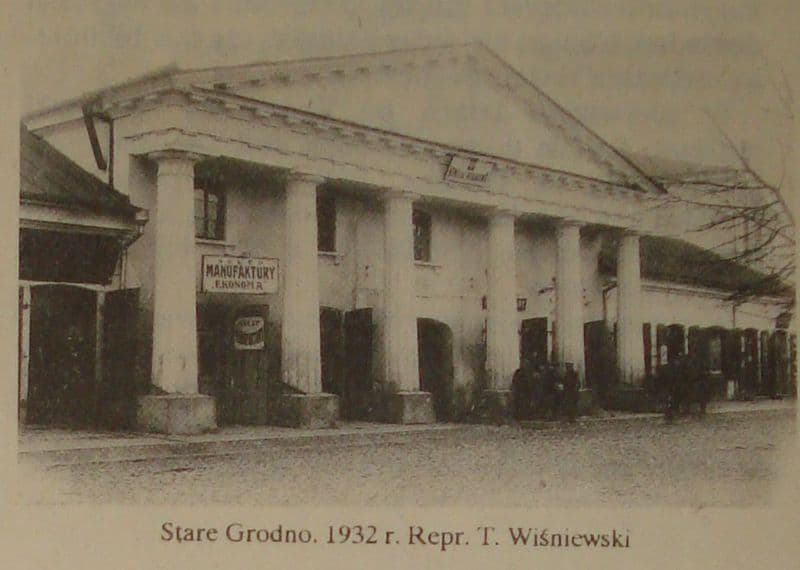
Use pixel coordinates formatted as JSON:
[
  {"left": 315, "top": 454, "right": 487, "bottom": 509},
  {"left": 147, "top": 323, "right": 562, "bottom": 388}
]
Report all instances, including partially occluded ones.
[
  {"left": 320, "top": 307, "right": 344, "bottom": 396},
  {"left": 342, "top": 308, "right": 373, "bottom": 419},
  {"left": 417, "top": 318, "right": 454, "bottom": 421},
  {"left": 99, "top": 288, "right": 141, "bottom": 428},
  {"left": 583, "top": 320, "right": 615, "bottom": 402},
  {"left": 520, "top": 317, "right": 548, "bottom": 367},
  {"left": 27, "top": 285, "right": 97, "bottom": 427},
  {"left": 320, "top": 307, "right": 374, "bottom": 420},
  {"left": 666, "top": 324, "right": 686, "bottom": 361},
  {"left": 197, "top": 303, "right": 272, "bottom": 425},
  {"left": 759, "top": 330, "right": 771, "bottom": 396},
  {"left": 741, "top": 329, "right": 759, "bottom": 396}
]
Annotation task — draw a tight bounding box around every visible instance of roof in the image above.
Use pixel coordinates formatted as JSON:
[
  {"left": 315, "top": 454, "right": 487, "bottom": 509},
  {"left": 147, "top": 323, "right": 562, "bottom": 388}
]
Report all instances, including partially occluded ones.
[
  {"left": 24, "top": 42, "right": 663, "bottom": 195},
  {"left": 20, "top": 126, "right": 141, "bottom": 220},
  {"left": 599, "top": 234, "right": 792, "bottom": 298},
  {"left": 625, "top": 150, "right": 759, "bottom": 188}
]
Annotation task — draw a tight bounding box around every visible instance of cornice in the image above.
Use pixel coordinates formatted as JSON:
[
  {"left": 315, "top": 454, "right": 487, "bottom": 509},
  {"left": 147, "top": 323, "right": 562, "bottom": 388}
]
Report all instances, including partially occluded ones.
[{"left": 112, "top": 87, "right": 648, "bottom": 211}]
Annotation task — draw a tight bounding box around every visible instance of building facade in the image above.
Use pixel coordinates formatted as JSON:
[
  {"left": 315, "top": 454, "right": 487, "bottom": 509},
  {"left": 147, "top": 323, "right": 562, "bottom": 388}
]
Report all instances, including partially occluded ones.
[{"left": 22, "top": 44, "right": 794, "bottom": 433}]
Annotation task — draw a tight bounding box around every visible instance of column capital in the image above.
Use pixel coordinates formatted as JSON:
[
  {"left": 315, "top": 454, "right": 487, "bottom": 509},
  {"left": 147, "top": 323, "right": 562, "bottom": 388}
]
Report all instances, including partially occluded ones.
[
  {"left": 382, "top": 187, "right": 419, "bottom": 202},
  {"left": 149, "top": 149, "right": 204, "bottom": 164},
  {"left": 486, "top": 206, "right": 518, "bottom": 221},
  {"left": 149, "top": 150, "right": 203, "bottom": 177},
  {"left": 616, "top": 227, "right": 642, "bottom": 238},
  {"left": 286, "top": 170, "right": 325, "bottom": 187},
  {"left": 555, "top": 217, "right": 584, "bottom": 229}
]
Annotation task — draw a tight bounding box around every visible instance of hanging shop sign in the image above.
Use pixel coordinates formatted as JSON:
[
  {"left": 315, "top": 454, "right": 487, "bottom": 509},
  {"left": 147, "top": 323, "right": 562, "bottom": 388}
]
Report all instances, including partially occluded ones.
[
  {"left": 202, "top": 255, "right": 279, "bottom": 294},
  {"left": 444, "top": 155, "right": 491, "bottom": 187},
  {"left": 234, "top": 316, "right": 265, "bottom": 350}
]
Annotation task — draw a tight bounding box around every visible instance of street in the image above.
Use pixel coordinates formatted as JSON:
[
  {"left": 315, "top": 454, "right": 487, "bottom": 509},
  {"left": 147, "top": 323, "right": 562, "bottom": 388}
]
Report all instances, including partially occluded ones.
[{"left": 19, "top": 409, "right": 796, "bottom": 507}]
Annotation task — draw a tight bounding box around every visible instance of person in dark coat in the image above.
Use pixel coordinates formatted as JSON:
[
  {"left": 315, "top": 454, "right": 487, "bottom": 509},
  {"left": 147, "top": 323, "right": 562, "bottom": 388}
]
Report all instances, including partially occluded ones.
[
  {"left": 511, "top": 357, "right": 534, "bottom": 420},
  {"left": 562, "top": 362, "right": 579, "bottom": 422},
  {"left": 663, "top": 357, "right": 683, "bottom": 421}
]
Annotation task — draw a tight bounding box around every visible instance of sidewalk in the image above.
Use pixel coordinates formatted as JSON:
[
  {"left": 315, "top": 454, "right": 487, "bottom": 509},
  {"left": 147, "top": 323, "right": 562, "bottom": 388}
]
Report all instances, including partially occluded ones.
[{"left": 18, "top": 398, "right": 795, "bottom": 466}]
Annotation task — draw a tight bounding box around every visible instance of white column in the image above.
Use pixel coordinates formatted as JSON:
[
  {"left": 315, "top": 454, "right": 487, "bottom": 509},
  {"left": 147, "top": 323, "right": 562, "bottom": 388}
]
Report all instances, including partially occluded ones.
[
  {"left": 616, "top": 232, "right": 645, "bottom": 385},
  {"left": 486, "top": 210, "right": 519, "bottom": 390},
  {"left": 282, "top": 172, "right": 324, "bottom": 394},
  {"left": 383, "top": 191, "right": 420, "bottom": 391},
  {"left": 150, "top": 151, "right": 201, "bottom": 394},
  {"left": 555, "top": 219, "right": 586, "bottom": 385}
]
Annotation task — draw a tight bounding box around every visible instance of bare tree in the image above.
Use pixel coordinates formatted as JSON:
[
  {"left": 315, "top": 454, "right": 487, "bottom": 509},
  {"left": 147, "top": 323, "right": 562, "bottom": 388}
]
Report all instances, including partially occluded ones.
[{"left": 640, "top": 74, "right": 795, "bottom": 317}]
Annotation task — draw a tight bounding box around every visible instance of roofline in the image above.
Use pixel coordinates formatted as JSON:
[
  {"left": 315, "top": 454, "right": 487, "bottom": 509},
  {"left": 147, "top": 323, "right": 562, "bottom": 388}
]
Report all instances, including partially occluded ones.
[
  {"left": 181, "top": 41, "right": 480, "bottom": 77},
  {"left": 476, "top": 45, "right": 664, "bottom": 195},
  {"left": 23, "top": 43, "right": 480, "bottom": 122},
  {"left": 23, "top": 63, "right": 181, "bottom": 122}
]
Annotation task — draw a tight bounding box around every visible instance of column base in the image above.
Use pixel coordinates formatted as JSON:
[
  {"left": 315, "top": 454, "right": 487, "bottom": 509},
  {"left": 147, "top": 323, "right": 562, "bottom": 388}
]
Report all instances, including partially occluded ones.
[
  {"left": 577, "top": 388, "right": 595, "bottom": 415},
  {"left": 136, "top": 394, "right": 217, "bottom": 435},
  {"left": 386, "top": 391, "right": 435, "bottom": 424},
  {"left": 604, "top": 386, "right": 661, "bottom": 413},
  {"left": 270, "top": 393, "right": 339, "bottom": 428},
  {"left": 478, "top": 389, "right": 512, "bottom": 422}
]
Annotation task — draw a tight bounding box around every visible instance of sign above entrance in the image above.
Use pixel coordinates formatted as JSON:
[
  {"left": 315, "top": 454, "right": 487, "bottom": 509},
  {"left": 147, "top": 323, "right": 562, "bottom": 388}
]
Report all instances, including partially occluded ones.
[
  {"left": 444, "top": 155, "right": 492, "bottom": 187},
  {"left": 202, "top": 255, "right": 278, "bottom": 294}
]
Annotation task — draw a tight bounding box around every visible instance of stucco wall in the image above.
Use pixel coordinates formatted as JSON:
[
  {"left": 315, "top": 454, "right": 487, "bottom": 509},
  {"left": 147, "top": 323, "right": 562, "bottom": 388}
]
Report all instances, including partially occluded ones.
[{"left": 606, "top": 282, "right": 785, "bottom": 332}]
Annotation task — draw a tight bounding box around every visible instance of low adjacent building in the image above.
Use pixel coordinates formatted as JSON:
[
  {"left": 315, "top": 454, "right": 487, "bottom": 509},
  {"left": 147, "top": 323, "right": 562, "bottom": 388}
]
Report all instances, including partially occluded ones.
[{"left": 19, "top": 126, "right": 147, "bottom": 427}]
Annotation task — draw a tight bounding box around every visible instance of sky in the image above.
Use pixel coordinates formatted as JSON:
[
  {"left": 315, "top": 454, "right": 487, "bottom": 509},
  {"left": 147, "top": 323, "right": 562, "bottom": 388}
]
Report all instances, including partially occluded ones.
[{"left": 10, "top": 0, "right": 798, "bottom": 186}]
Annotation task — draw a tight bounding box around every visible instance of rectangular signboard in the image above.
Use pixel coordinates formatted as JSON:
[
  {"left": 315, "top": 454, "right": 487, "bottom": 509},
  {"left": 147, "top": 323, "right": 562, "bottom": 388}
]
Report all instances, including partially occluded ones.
[
  {"left": 444, "top": 155, "right": 492, "bottom": 187},
  {"left": 201, "top": 255, "right": 279, "bottom": 294}
]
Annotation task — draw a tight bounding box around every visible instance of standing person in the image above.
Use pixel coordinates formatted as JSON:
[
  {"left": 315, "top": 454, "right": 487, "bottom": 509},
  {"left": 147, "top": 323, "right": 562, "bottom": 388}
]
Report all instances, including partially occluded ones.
[
  {"left": 663, "top": 356, "right": 681, "bottom": 422},
  {"left": 563, "top": 362, "right": 579, "bottom": 422},
  {"left": 511, "top": 357, "right": 534, "bottom": 420}
]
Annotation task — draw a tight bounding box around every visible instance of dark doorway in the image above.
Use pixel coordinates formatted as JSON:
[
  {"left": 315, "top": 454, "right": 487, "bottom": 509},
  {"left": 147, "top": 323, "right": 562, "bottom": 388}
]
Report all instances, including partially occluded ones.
[
  {"left": 584, "top": 320, "right": 615, "bottom": 402},
  {"left": 27, "top": 285, "right": 97, "bottom": 427},
  {"left": 741, "top": 329, "right": 759, "bottom": 396},
  {"left": 342, "top": 308, "right": 373, "bottom": 420},
  {"left": 229, "top": 304, "right": 270, "bottom": 424},
  {"left": 197, "top": 303, "right": 271, "bottom": 425},
  {"left": 99, "top": 288, "right": 140, "bottom": 429},
  {"left": 520, "top": 317, "right": 548, "bottom": 367},
  {"left": 319, "top": 307, "right": 374, "bottom": 420},
  {"left": 417, "top": 318, "right": 454, "bottom": 421},
  {"left": 759, "top": 330, "right": 771, "bottom": 396},
  {"left": 666, "top": 324, "right": 686, "bottom": 361},
  {"left": 768, "top": 330, "right": 789, "bottom": 397},
  {"left": 320, "top": 307, "right": 344, "bottom": 396}
]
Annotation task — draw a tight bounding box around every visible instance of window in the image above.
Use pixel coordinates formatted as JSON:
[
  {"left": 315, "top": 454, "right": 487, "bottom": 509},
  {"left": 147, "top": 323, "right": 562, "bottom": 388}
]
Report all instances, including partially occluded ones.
[
  {"left": 194, "top": 179, "right": 225, "bottom": 240},
  {"left": 317, "top": 194, "right": 336, "bottom": 252},
  {"left": 413, "top": 208, "right": 432, "bottom": 262}
]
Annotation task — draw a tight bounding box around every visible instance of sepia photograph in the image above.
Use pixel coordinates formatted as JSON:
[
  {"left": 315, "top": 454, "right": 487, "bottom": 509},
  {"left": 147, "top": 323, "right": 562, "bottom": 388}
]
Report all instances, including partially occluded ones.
[{"left": 4, "top": 1, "right": 799, "bottom": 567}]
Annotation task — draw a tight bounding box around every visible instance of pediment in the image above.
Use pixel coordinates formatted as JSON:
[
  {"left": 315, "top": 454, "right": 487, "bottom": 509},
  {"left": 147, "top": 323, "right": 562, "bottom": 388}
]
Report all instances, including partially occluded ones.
[{"left": 179, "top": 44, "right": 658, "bottom": 191}]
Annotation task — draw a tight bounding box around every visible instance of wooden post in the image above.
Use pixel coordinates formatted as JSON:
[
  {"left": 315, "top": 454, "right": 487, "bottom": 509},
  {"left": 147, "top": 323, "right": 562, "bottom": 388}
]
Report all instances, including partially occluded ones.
[
  {"left": 19, "top": 286, "right": 31, "bottom": 422},
  {"left": 94, "top": 290, "right": 105, "bottom": 425}
]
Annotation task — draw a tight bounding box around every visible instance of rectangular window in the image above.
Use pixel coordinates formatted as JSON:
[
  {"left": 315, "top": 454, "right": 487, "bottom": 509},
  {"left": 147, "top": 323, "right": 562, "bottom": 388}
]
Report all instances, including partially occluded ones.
[
  {"left": 317, "top": 194, "right": 336, "bottom": 252},
  {"left": 413, "top": 208, "right": 432, "bottom": 262},
  {"left": 194, "top": 180, "right": 225, "bottom": 240}
]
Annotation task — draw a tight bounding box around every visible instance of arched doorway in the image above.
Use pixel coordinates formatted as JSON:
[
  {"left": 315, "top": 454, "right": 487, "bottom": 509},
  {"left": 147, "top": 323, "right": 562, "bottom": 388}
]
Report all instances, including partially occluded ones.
[
  {"left": 27, "top": 285, "right": 97, "bottom": 427},
  {"left": 417, "top": 318, "right": 454, "bottom": 421}
]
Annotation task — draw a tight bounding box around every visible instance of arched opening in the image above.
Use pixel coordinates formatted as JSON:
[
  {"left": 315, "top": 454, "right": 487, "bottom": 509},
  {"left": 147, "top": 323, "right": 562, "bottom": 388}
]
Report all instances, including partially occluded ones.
[{"left": 417, "top": 318, "right": 454, "bottom": 421}]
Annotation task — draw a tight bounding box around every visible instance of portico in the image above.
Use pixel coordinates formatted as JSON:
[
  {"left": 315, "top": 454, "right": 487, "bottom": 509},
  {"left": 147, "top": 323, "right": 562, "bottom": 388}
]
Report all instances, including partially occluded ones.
[{"left": 24, "top": 43, "right": 663, "bottom": 433}]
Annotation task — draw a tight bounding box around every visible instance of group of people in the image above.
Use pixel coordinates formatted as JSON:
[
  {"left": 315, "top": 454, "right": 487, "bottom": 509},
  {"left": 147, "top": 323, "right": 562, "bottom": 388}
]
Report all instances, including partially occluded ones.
[
  {"left": 658, "top": 354, "right": 712, "bottom": 420},
  {"left": 511, "top": 358, "right": 579, "bottom": 422}
]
